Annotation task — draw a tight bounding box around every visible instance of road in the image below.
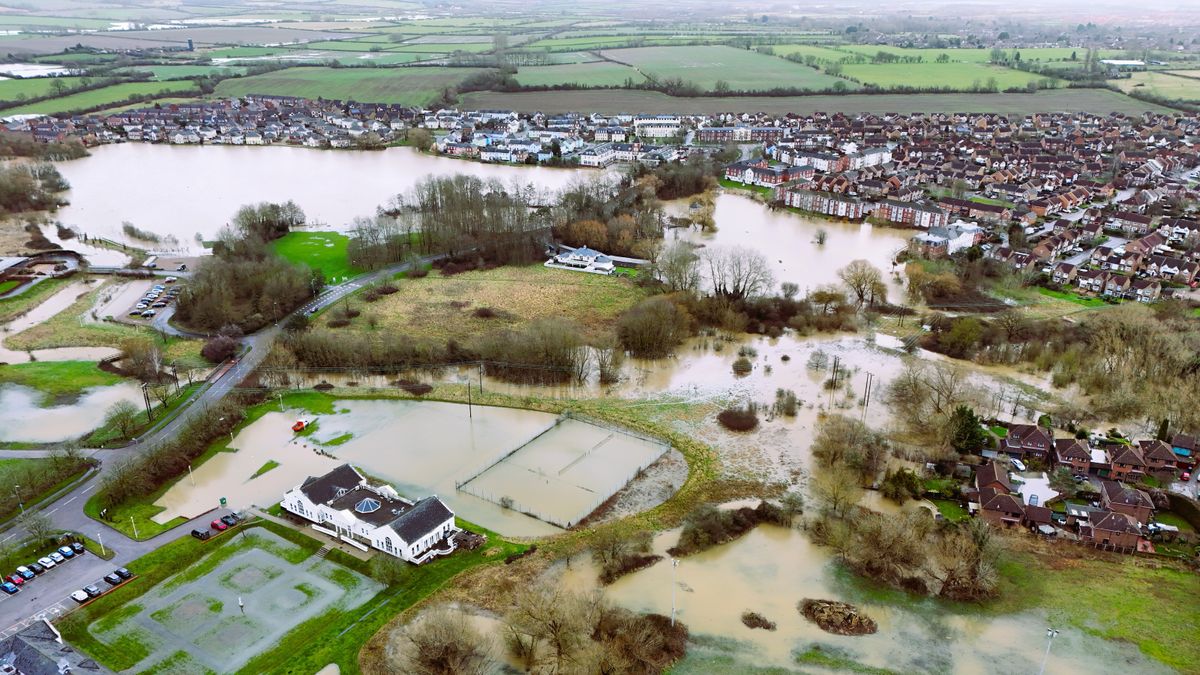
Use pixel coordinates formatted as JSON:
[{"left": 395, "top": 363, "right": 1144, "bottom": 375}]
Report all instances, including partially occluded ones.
[{"left": 0, "top": 256, "right": 432, "bottom": 631}]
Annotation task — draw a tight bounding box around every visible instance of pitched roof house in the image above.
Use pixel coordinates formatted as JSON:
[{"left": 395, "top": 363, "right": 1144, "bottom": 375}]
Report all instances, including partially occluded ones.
[
  {"left": 281, "top": 464, "right": 458, "bottom": 564},
  {"left": 1002, "top": 424, "right": 1051, "bottom": 461},
  {"left": 1054, "top": 439, "right": 1092, "bottom": 474},
  {"left": 1099, "top": 480, "right": 1155, "bottom": 525}
]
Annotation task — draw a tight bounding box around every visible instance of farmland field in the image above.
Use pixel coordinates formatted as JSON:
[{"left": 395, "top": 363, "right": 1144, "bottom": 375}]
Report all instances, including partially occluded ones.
[
  {"left": 0, "top": 76, "right": 86, "bottom": 103},
  {"left": 386, "top": 41, "right": 493, "bottom": 53},
  {"left": 841, "top": 62, "right": 1060, "bottom": 89},
  {"left": 600, "top": 45, "right": 856, "bottom": 91},
  {"left": 214, "top": 66, "right": 490, "bottom": 106},
  {"left": 529, "top": 35, "right": 729, "bottom": 50},
  {"left": 760, "top": 44, "right": 851, "bottom": 62},
  {"left": 838, "top": 45, "right": 1114, "bottom": 63},
  {"left": 1, "top": 81, "right": 200, "bottom": 114},
  {"left": 119, "top": 65, "right": 248, "bottom": 80},
  {"left": 1118, "top": 71, "right": 1200, "bottom": 101},
  {"left": 461, "top": 87, "right": 1172, "bottom": 115},
  {"left": 514, "top": 61, "right": 646, "bottom": 87}
]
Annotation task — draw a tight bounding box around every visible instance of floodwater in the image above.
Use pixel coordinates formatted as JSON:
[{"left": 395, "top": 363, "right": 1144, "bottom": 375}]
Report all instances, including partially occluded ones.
[
  {"left": 590, "top": 524, "right": 1173, "bottom": 675},
  {"left": 0, "top": 64, "right": 71, "bottom": 77},
  {"left": 0, "top": 382, "right": 143, "bottom": 443},
  {"left": 153, "top": 399, "right": 666, "bottom": 537},
  {"left": 54, "top": 144, "right": 593, "bottom": 248},
  {"left": 668, "top": 193, "right": 913, "bottom": 296},
  {"left": 0, "top": 278, "right": 121, "bottom": 364}
]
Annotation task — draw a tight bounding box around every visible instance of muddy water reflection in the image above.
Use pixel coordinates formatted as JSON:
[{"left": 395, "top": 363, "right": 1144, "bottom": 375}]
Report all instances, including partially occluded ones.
[
  {"left": 0, "top": 382, "right": 144, "bottom": 443},
  {"left": 669, "top": 193, "right": 912, "bottom": 294},
  {"left": 595, "top": 524, "right": 1171, "bottom": 674}
]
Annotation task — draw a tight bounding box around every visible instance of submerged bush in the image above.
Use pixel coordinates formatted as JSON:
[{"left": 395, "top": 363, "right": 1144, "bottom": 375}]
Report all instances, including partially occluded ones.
[{"left": 717, "top": 405, "right": 759, "bottom": 432}]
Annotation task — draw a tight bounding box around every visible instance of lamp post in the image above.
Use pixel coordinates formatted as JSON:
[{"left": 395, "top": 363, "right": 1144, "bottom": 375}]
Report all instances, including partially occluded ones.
[
  {"left": 131, "top": 516, "right": 139, "bottom": 540},
  {"left": 1038, "top": 627, "right": 1060, "bottom": 675},
  {"left": 670, "top": 558, "right": 679, "bottom": 627},
  {"left": 97, "top": 532, "right": 106, "bottom": 557},
  {"left": 13, "top": 484, "right": 24, "bottom": 515},
  {"left": 187, "top": 463, "right": 195, "bottom": 487}
]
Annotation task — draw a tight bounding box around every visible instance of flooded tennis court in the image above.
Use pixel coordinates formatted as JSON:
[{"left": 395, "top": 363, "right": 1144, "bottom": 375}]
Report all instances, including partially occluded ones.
[{"left": 152, "top": 399, "right": 670, "bottom": 537}]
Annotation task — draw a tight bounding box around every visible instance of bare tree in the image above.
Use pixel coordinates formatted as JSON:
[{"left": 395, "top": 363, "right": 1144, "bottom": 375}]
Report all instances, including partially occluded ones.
[
  {"left": 810, "top": 465, "right": 863, "bottom": 518},
  {"left": 393, "top": 605, "right": 494, "bottom": 675},
  {"left": 104, "top": 400, "right": 140, "bottom": 439},
  {"left": 838, "top": 260, "right": 885, "bottom": 308},
  {"left": 504, "top": 584, "right": 597, "bottom": 672},
  {"left": 704, "top": 245, "right": 774, "bottom": 301},
  {"left": 656, "top": 240, "right": 700, "bottom": 293},
  {"left": 18, "top": 511, "right": 56, "bottom": 543}
]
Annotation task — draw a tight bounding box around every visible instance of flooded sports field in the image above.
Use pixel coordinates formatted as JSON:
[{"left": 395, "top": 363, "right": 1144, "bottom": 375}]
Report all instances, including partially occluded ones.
[{"left": 152, "top": 399, "right": 669, "bottom": 537}]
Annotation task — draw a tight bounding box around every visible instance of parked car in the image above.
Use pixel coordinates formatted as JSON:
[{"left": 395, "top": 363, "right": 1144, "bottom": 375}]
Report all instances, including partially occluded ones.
[
  {"left": 141, "top": 310, "right": 156, "bottom": 318},
  {"left": 1011, "top": 458, "right": 1027, "bottom": 472},
  {"left": 114, "top": 567, "right": 132, "bottom": 580},
  {"left": 1073, "top": 474, "right": 1088, "bottom": 483},
  {"left": 28, "top": 562, "right": 45, "bottom": 575},
  {"left": 1183, "top": 471, "right": 1192, "bottom": 481},
  {"left": 191, "top": 528, "right": 210, "bottom": 541},
  {"left": 165, "top": 276, "right": 177, "bottom": 283},
  {"left": 48, "top": 552, "right": 65, "bottom": 564},
  {"left": 84, "top": 585, "right": 102, "bottom": 598},
  {"left": 1, "top": 582, "right": 17, "bottom": 595},
  {"left": 220, "top": 515, "right": 238, "bottom": 528},
  {"left": 69, "top": 590, "right": 89, "bottom": 604},
  {"left": 210, "top": 519, "right": 228, "bottom": 532},
  {"left": 70, "top": 542, "right": 85, "bottom": 555},
  {"left": 37, "top": 557, "right": 56, "bottom": 569},
  {"left": 103, "top": 573, "right": 122, "bottom": 586},
  {"left": 15, "top": 567, "right": 34, "bottom": 581},
  {"left": 176, "top": 264, "right": 187, "bottom": 271},
  {"left": 6, "top": 575, "right": 23, "bottom": 586},
  {"left": 57, "top": 546, "right": 75, "bottom": 559}
]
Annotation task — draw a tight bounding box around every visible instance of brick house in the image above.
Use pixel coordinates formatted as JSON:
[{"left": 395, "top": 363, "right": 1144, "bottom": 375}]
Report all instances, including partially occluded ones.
[
  {"left": 1138, "top": 440, "right": 1177, "bottom": 474},
  {"left": 1108, "top": 445, "right": 1146, "bottom": 481},
  {"left": 975, "top": 461, "right": 1014, "bottom": 493},
  {"left": 1085, "top": 511, "right": 1142, "bottom": 549},
  {"left": 979, "top": 491, "right": 1025, "bottom": 528},
  {"left": 1054, "top": 439, "right": 1091, "bottom": 474},
  {"left": 1002, "top": 424, "right": 1052, "bottom": 462},
  {"left": 1099, "top": 481, "right": 1155, "bottom": 525}
]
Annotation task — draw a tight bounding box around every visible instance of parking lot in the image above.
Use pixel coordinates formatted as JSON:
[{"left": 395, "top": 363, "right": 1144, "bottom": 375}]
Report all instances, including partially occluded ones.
[{"left": 123, "top": 277, "right": 183, "bottom": 321}]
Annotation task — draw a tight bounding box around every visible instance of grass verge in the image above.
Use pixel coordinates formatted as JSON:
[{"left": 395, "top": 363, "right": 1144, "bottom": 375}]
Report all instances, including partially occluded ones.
[{"left": 0, "top": 360, "right": 123, "bottom": 403}]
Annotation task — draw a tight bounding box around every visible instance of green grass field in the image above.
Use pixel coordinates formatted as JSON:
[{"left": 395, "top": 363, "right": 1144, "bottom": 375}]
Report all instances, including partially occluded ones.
[
  {"left": 759, "top": 44, "right": 850, "bottom": 61},
  {"left": 601, "top": 45, "right": 854, "bottom": 91},
  {"left": 0, "top": 76, "right": 87, "bottom": 103},
  {"left": 0, "top": 361, "right": 124, "bottom": 402},
  {"left": 1, "top": 81, "right": 200, "bottom": 114},
  {"left": 270, "top": 231, "right": 362, "bottom": 283},
  {"left": 118, "top": 65, "right": 248, "bottom": 80},
  {"left": 1118, "top": 71, "right": 1200, "bottom": 102},
  {"left": 385, "top": 41, "right": 493, "bottom": 53},
  {"left": 841, "top": 62, "right": 1059, "bottom": 90},
  {"left": 514, "top": 61, "right": 646, "bottom": 87},
  {"left": 461, "top": 87, "right": 1171, "bottom": 115},
  {"left": 214, "top": 66, "right": 488, "bottom": 106},
  {"left": 1037, "top": 287, "right": 1108, "bottom": 307}
]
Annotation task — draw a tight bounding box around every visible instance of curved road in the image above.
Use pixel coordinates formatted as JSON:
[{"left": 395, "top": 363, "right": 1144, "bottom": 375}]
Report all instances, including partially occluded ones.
[{"left": 0, "top": 256, "right": 431, "bottom": 631}]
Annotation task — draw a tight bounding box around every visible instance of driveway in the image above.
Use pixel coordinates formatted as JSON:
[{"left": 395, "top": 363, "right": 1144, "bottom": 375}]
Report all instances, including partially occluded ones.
[{"left": 1016, "top": 472, "right": 1059, "bottom": 507}]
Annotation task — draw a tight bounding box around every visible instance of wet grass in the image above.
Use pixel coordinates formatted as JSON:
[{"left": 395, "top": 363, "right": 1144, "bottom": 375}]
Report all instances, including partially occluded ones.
[
  {"left": 270, "top": 231, "right": 362, "bottom": 283},
  {"left": 930, "top": 499, "right": 969, "bottom": 522},
  {"left": 0, "top": 276, "right": 73, "bottom": 323},
  {"left": 345, "top": 264, "right": 647, "bottom": 344},
  {"left": 250, "top": 460, "right": 280, "bottom": 479},
  {"left": 0, "top": 360, "right": 123, "bottom": 402},
  {"left": 794, "top": 644, "right": 900, "bottom": 674},
  {"left": 0, "top": 279, "right": 19, "bottom": 294},
  {"left": 1036, "top": 287, "right": 1108, "bottom": 308},
  {"left": 1153, "top": 511, "right": 1196, "bottom": 533}
]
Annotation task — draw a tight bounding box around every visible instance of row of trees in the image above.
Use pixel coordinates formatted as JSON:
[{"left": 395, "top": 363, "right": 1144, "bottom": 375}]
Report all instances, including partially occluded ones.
[{"left": 0, "top": 447, "right": 91, "bottom": 523}]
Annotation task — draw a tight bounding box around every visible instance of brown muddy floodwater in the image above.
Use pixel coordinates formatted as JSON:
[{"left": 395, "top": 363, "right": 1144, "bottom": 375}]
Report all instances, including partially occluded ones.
[
  {"left": 153, "top": 399, "right": 666, "bottom": 537},
  {"left": 0, "top": 278, "right": 121, "bottom": 364},
  {"left": 53, "top": 144, "right": 594, "bottom": 249},
  {"left": 580, "top": 523, "right": 1173, "bottom": 675},
  {"left": 669, "top": 193, "right": 913, "bottom": 295},
  {"left": 0, "top": 382, "right": 144, "bottom": 443}
]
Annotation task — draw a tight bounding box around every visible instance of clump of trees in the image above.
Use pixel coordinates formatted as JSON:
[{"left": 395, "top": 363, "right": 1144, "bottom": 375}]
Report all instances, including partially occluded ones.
[
  {"left": 501, "top": 583, "right": 687, "bottom": 674},
  {"left": 175, "top": 202, "right": 319, "bottom": 333},
  {"left": 668, "top": 501, "right": 788, "bottom": 557},
  {"left": 592, "top": 528, "right": 660, "bottom": 584},
  {"left": 616, "top": 296, "right": 693, "bottom": 357},
  {"left": 0, "top": 131, "right": 87, "bottom": 161},
  {"left": 390, "top": 605, "right": 492, "bottom": 675},
  {"left": 0, "top": 446, "right": 90, "bottom": 522},
  {"left": 0, "top": 163, "right": 69, "bottom": 215},
  {"left": 717, "top": 404, "right": 759, "bottom": 431}
]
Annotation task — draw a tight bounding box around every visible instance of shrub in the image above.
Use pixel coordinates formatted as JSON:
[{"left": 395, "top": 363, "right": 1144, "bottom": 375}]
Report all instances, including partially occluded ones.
[
  {"left": 741, "top": 611, "right": 776, "bottom": 631},
  {"left": 617, "top": 296, "right": 692, "bottom": 358},
  {"left": 200, "top": 335, "right": 239, "bottom": 363},
  {"left": 327, "top": 319, "right": 351, "bottom": 328},
  {"left": 396, "top": 380, "right": 433, "bottom": 396},
  {"left": 732, "top": 357, "right": 752, "bottom": 375},
  {"left": 717, "top": 405, "right": 759, "bottom": 431},
  {"left": 473, "top": 306, "right": 497, "bottom": 319}
]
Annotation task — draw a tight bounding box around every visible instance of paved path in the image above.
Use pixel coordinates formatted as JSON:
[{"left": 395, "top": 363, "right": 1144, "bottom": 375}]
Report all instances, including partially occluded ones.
[{"left": 0, "top": 255, "right": 433, "bottom": 632}]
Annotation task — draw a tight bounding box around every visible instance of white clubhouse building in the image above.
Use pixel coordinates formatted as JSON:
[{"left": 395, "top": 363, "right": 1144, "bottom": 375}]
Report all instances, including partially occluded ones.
[{"left": 281, "top": 464, "right": 457, "bottom": 564}]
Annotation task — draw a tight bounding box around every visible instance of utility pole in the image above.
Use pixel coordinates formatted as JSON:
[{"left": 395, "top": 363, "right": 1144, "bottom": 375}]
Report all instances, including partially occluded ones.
[
  {"left": 670, "top": 558, "right": 679, "bottom": 626},
  {"left": 478, "top": 362, "right": 484, "bottom": 394},
  {"left": 466, "top": 381, "right": 473, "bottom": 419},
  {"left": 141, "top": 382, "right": 153, "bottom": 422},
  {"left": 13, "top": 485, "right": 24, "bottom": 514}
]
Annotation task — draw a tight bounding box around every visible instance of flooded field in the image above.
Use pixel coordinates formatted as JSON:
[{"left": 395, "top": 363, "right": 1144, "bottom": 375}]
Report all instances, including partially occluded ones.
[
  {"left": 53, "top": 144, "right": 592, "bottom": 248},
  {"left": 153, "top": 399, "right": 667, "bottom": 537},
  {"left": 0, "top": 278, "right": 121, "bottom": 364},
  {"left": 592, "top": 524, "right": 1172, "bottom": 675},
  {"left": 0, "top": 381, "right": 143, "bottom": 443},
  {"left": 669, "top": 193, "right": 913, "bottom": 295}
]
